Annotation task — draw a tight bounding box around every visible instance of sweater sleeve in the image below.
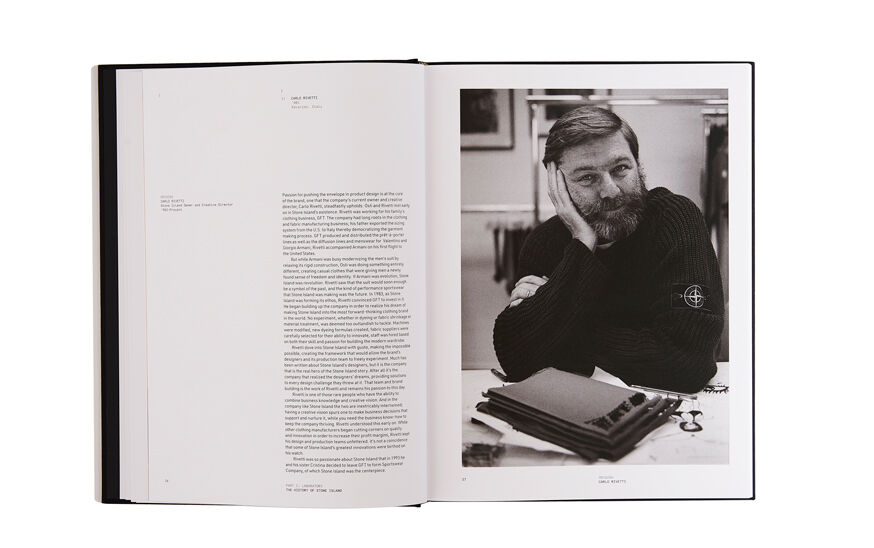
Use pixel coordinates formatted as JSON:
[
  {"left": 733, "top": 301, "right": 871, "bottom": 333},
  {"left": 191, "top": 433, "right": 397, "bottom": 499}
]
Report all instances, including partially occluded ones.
[
  {"left": 584, "top": 204, "right": 724, "bottom": 393},
  {"left": 492, "top": 237, "right": 610, "bottom": 382}
]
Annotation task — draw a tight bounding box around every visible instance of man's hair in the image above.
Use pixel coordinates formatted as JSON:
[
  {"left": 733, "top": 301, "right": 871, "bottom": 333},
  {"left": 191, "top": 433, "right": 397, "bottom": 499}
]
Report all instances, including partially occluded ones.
[{"left": 542, "top": 106, "right": 640, "bottom": 168}]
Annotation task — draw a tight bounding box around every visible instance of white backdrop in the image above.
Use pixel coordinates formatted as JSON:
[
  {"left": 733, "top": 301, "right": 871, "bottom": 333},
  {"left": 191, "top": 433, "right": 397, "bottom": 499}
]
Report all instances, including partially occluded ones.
[{"left": 1, "top": 1, "right": 871, "bottom": 546}]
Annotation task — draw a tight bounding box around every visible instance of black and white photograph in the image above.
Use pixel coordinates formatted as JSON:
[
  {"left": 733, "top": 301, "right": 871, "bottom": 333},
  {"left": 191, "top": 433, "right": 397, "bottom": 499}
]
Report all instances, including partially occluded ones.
[{"left": 461, "top": 88, "right": 732, "bottom": 467}]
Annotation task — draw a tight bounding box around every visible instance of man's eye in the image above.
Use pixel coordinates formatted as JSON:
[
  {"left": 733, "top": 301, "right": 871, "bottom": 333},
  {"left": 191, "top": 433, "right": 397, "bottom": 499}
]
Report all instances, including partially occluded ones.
[
  {"left": 613, "top": 165, "right": 630, "bottom": 175},
  {"left": 578, "top": 174, "right": 596, "bottom": 185}
]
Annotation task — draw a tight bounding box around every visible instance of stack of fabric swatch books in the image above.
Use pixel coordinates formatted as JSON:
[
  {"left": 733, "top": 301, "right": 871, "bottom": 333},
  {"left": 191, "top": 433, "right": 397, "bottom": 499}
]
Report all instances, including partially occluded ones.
[{"left": 476, "top": 368, "right": 681, "bottom": 461}]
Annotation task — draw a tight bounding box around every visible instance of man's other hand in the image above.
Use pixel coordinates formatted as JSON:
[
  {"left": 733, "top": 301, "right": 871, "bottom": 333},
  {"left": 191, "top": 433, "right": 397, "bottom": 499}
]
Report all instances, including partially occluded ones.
[{"left": 509, "top": 275, "right": 549, "bottom": 307}]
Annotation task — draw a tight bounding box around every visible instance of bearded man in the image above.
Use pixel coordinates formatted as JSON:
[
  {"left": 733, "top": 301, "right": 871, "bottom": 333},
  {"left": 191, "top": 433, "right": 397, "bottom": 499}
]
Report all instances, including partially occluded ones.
[{"left": 492, "top": 106, "right": 724, "bottom": 393}]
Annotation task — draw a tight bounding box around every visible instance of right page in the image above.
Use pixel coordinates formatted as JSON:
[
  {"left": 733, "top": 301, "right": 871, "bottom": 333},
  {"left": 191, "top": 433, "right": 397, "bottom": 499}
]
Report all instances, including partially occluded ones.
[{"left": 426, "top": 63, "right": 753, "bottom": 500}]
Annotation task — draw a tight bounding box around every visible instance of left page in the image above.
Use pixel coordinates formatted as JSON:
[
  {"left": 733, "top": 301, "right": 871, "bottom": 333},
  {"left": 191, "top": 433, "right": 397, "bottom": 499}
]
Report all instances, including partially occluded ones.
[{"left": 116, "top": 62, "right": 427, "bottom": 507}]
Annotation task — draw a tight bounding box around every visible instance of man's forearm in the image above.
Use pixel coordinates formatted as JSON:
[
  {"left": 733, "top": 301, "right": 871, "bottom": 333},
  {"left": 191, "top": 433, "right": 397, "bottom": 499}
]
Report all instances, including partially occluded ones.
[
  {"left": 493, "top": 240, "right": 608, "bottom": 381},
  {"left": 583, "top": 312, "right": 723, "bottom": 393}
]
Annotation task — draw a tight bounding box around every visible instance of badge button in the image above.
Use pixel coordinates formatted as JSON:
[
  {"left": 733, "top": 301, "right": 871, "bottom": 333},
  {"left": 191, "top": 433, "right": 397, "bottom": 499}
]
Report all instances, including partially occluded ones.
[{"left": 671, "top": 284, "right": 711, "bottom": 311}]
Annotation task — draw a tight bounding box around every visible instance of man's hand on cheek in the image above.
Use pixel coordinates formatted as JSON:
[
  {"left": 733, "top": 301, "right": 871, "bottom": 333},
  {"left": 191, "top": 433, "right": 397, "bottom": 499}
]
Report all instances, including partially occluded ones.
[
  {"left": 546, "top": 162, "right": 597, "bottom": 250},
  {"left": 509, "top": 275, "right": 549, "bottom": 308}
]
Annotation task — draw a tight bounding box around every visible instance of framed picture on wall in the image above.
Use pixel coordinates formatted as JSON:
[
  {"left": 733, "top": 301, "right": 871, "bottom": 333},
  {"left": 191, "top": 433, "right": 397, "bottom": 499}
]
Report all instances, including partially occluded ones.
[{"left": 460, "top": 89, "right": 514, "bottom": 149}]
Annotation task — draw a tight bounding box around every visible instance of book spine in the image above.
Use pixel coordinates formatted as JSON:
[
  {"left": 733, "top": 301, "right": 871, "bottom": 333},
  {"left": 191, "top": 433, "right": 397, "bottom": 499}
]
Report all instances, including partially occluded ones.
[{"left": 96, "top": 66, "right": 126, "bottom": 503}]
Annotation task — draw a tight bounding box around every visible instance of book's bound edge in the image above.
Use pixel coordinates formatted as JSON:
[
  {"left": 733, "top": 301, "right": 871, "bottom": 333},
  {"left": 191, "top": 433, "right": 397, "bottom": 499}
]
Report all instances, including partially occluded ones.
[
  {"left": 92, "top": 66, "right": 101, "bottom": 503},
  {"left": 750, "top": 61, "right": 756, "bottom": 501},
  {"left": 96, "top": 59, "right": 419, "bottom": 70},
  {"left": 425, "top": 60, "right": 753, "bottom": 66},
  {"left": 95, "top": 65, "right": 127, "bottom": 503}
]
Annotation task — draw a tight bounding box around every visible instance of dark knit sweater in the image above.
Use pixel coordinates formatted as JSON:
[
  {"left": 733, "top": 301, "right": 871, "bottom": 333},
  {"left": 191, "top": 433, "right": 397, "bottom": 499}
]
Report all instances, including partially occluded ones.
[{"left": 492, "top": 187, "right": 724, "bottom": 393}]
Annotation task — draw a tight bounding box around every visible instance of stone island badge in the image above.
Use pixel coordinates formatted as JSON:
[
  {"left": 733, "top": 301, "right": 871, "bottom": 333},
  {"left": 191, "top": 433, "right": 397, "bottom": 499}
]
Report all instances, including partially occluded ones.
[
  {"left": 671, "top": 284, "right": 712, "bottom": 311},
  {"left": 684, "top": 285, "right": 705, "bottom": 308}
]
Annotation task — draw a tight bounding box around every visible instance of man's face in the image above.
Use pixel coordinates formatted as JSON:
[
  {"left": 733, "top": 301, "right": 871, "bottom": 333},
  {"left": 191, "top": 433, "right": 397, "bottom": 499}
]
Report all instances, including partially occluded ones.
[{"left": 557, "top": 131, "right": 647, "bottom": 243}]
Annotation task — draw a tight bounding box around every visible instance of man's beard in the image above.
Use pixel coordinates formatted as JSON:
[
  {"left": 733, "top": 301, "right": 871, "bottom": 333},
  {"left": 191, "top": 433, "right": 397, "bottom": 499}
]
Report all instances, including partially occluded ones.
[{"left": 576, "top": 171, "right": 647, "bottom": 244}]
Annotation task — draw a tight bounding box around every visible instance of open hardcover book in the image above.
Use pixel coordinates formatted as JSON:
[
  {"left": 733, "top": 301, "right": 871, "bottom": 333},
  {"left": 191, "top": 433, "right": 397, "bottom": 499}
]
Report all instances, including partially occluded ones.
[{"left": 94, "top": 61, "right": 754, "bottom": 506}]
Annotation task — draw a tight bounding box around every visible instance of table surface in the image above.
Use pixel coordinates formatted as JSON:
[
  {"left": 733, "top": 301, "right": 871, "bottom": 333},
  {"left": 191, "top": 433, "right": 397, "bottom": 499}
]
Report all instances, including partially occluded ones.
[{"left": 461, "top": 365, "right": 729, "bottom": 467}]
